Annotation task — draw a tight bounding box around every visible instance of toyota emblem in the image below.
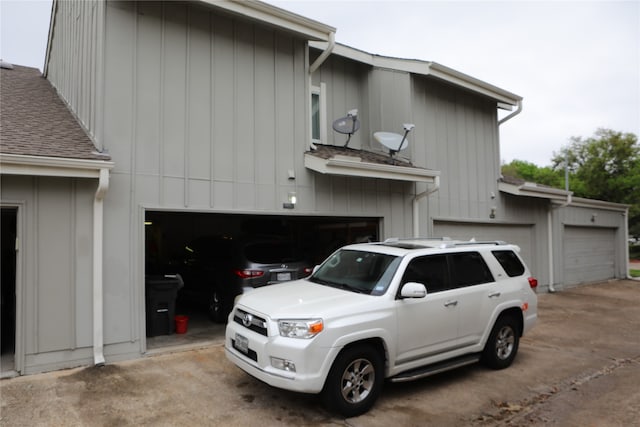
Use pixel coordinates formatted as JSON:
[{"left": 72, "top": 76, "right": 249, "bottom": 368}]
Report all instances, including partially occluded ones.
[{"left": 242, "top": 313, "right": 253, "bottom": 327}]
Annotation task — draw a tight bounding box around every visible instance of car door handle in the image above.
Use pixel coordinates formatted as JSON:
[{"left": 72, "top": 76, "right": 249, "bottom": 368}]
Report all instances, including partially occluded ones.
[
  {"left": 444, "top": 300, "right": 458, "bottom": 307},
  {"left": 488, "top": 292, "right": 501, "bottom": 298}
]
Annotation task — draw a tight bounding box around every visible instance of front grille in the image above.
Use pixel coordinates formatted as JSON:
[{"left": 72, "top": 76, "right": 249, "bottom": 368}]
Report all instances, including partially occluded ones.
[{"left": 233, "top": 308, "right": 268, "bottom": 336}]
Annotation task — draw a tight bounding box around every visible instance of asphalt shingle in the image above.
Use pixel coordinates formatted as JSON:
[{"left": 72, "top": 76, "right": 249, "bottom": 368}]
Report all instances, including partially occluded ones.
[{"left": 0, "top": 64, "right": 110, "bottom": 161}]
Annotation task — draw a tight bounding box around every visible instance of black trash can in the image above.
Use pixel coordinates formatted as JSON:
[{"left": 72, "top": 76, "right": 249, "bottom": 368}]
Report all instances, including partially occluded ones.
[{"left": 145, "top": 274, "right": 183, "bottom": 337}]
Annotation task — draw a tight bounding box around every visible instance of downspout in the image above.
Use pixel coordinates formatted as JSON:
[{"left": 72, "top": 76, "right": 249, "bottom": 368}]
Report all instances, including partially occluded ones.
[
  {"left": 413, "top": 176, "right": 440, "bottom": 237},
  {"left": 309, "top": 32, "right": 335, "bottom": 74},
  {"left": 624, "top": 208, "right": 631, "bottom": 279},
  {"left": 548, "top": 193, "right": 572, "bottom": 293},
  {"left": 93, "top": 168, "right": 109, "bottom": 366},
  {"left": 498, "top": 100, "right": 523, "bottom": 125}
]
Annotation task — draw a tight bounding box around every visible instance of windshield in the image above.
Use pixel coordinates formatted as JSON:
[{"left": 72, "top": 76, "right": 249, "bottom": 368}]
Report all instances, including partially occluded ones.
[{"left": 310, "top": 249, "right": 401, "bottom": 295}]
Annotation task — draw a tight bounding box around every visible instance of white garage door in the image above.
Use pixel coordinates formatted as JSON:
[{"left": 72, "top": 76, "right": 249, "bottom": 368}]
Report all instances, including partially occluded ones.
[
  {"left": 563, "top": 226, "right": 616, "bottom": 285},
  {"left": 433, "top": 221, "right": 535, "bottom": 271}
]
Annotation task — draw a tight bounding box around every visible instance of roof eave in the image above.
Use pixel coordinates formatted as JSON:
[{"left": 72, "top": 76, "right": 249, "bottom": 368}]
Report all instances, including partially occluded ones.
[
  {"left": 198, "top": 0, "right": 335, "bottom": 41},
  {"left": 310, "top": 42, "right": 521, "bottom": 106},
  {"left": 0, "top": 153, "right": 114, "bottom": 178},
  {"left": 304, "top": 153, "right": 439, "bottom": 183},
  {"left": 498, "top": 181, "right": 571, "bottom": 201}
]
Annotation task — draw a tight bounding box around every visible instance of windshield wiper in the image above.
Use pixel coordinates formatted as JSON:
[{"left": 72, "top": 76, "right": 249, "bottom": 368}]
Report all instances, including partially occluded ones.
[{"left": 310, "top": 277, "right": 368, "bottom": 294}]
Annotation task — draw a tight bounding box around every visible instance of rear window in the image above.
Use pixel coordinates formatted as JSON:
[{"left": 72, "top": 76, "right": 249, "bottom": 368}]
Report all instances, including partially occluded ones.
[
  {"left": 492, "top": 250, "right": 525, "bottom": 277},
  {"left": 243, "top": 242, "right": 301, "bottom": 264},
  {"left": 450, "top": 252, "right": 494, "bottom": 287}
]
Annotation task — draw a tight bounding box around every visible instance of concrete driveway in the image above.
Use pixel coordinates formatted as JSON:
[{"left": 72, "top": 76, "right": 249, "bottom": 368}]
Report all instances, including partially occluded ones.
[{"left": 1, "top": 280, "right": 639, "bottom": 426}]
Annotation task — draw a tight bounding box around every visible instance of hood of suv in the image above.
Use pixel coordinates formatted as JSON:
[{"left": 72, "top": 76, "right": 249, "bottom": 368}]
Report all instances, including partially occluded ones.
[{"left": 236, "top": 279, "right": 372, "bottom": 318}]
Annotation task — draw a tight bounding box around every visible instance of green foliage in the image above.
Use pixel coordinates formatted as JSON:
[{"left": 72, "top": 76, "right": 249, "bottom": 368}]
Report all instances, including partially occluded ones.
[
  {"left": 501, "top": 159, "right": 565, "bottom": 188},
  {"left": 502, "top": 128, "right": 640, "bottom": 239}
]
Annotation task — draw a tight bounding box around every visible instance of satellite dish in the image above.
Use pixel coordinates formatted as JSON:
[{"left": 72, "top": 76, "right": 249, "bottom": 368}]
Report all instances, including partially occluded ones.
[
  {"left": 374, "top": 123, "right": 415, "bottom": 164},
  {"left": 332, "top": 109, "right": 360, "bottom": 147}
]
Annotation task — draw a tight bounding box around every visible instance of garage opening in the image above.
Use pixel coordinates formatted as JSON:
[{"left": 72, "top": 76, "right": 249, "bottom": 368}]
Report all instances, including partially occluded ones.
[
  {"left": 1, "top": 208, "right": 17, "bottom": 376},
  {"left": 144, "top": 211, "right": 379, "bottom": 350}
]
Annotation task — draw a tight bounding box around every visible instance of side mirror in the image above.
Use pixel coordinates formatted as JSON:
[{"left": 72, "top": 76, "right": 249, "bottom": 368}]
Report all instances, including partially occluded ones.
[{"left": 400, "top": 282, "right": 427, "bottom": 299}]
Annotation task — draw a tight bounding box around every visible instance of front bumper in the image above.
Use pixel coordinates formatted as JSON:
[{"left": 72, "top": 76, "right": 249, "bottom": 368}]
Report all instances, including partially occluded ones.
[{"left": 224, "top": 317, "right": 337, "bottom": 394}]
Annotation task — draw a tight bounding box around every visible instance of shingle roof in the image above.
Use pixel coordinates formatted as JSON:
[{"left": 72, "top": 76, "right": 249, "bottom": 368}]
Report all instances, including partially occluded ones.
[
  {"left": 307, "top": 144, "right": 417, "bottom": 167},
  {"left": 0, "top": 64, "right": 110, "bottom": 161}
]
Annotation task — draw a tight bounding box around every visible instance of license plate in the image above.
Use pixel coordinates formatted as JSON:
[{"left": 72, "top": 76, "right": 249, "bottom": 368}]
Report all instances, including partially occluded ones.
[
  {"left": 234, "top": 333, "right": 249, "bottom": 354},
  {"left": 277, "top": 272, "right": 291, "bottom": 281}
]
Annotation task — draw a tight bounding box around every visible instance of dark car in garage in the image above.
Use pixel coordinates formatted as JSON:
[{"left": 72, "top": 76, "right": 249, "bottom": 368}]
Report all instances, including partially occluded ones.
[{"left": 177, "top": 236, "right": 312, "bottom": 323}]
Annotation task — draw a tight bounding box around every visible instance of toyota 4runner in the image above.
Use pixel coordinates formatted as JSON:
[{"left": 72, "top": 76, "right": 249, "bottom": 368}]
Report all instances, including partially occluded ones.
[{"left": 225, "top": 238, "right": 538, "bottom": 416}]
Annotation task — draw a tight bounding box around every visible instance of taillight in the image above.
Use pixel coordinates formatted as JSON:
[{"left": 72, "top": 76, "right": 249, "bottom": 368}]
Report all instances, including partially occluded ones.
[
  {"left": 303, "top": 267, "right": 313, "bottom": 276},
  {"left": 233, "top": 269, "right": 264, "bottom": 279},
  {"left": 528, "top": 277, "right": 538, "bottom": 289}
]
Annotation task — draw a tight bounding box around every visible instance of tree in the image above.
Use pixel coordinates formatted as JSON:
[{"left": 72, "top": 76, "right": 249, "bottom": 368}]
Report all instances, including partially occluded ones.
[
  {"left": 551, "top": 128, "right": 639, "bottom": 202},
  {"left": 501, "top": 159, "right": 564, "bottom": 188},
  {"left": 502, "top": 128, "right": 640, "bottom": 238}
]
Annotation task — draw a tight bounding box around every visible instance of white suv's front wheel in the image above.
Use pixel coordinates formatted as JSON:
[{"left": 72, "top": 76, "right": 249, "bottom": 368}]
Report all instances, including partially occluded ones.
[{"left": 321, "top": 344, "right": 383, "bottom": 417}]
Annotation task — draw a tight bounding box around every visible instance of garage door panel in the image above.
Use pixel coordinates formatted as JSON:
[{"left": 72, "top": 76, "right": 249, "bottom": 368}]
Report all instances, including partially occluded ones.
[{"left": 563, "top": 226, "right": 615, "bottom": 285}]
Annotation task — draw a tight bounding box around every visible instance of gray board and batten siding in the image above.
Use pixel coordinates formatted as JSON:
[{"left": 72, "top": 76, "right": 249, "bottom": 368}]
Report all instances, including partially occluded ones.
[{"left": 43, "top": 0, "right": 414, "bottom": 363}]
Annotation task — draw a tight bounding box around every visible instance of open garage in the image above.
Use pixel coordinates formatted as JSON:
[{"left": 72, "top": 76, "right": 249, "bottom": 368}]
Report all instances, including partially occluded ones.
[{"left": 143, "top": 211, "right": 380, "bottom": 349}]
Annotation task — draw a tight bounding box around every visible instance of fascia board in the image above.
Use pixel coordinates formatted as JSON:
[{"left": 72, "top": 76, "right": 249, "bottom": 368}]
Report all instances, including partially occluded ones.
[
  {"left": 199, "top": 0, "right": 335, "bottom": 41},
  {"left": 498, "top": 181, "right": 571, "bottom": 201},
  {"left": 427, "top": 62, "right": 522, "bottom": 105},
  {"left": 560, "top": 197, "right": 630, "bottom": 211},
  {"left": 310, "top": 42, "right": 521, "bottom": 106},
  {"left": 0, "top": 154, "right": 114, "bottom": 178},
  {"left": 305, "top": 153, "right": 439, "bottom": 183}
]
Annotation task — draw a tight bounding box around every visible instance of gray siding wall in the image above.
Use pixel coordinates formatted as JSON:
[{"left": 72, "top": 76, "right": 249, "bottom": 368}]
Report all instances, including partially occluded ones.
[
  {"left": 1, "top": 176, "right": 96, "bottom": 374},
  {"left": 46, "top": 0, "right": 105, "bottom": 150},
  {"left": 60, "top": 1, "right": 413, "bottom": 352},
  {"left": 411, "top": 77, "right": 500, "bottom": 224}
]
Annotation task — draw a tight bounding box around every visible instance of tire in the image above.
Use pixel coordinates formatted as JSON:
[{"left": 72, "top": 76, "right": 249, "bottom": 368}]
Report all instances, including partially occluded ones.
[
  {"left": 207, "top": 290, "right": 225, "bottom": 323},
  {"left": 321, "top": 344, "right": 383, "bottom": 417},
  {"left": 481, "top": 315, "right": 520, "bottom": 369}
]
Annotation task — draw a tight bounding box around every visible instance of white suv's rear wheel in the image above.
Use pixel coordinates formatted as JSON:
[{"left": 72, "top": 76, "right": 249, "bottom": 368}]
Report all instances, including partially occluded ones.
[
  {"left": 321, "top": 344, "right": 383, "bottom": 417},
  {"left": 482, "top": 315, "right": 520, "bottom": 369}
]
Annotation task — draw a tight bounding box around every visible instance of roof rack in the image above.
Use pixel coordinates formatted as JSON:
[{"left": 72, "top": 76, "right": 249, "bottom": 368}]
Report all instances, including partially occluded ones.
[{"left": 453, "top": 240, "right": 508, "bottom": 246}]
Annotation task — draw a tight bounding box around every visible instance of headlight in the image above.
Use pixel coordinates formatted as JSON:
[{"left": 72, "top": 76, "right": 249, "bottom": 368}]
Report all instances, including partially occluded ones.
[{"left": 278, "top": 319, "right": 323, "bottom": 339}]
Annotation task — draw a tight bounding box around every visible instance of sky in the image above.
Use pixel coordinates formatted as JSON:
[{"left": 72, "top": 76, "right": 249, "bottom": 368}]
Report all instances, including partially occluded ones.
[{"left": 1, "top": 0, "right": 638, "bottom": 166}]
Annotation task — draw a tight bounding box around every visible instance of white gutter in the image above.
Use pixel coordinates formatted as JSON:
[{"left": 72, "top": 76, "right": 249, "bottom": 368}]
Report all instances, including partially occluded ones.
[
  {"left": 498, "top": 100, "right": 523, "bottom": 125},
  {"left": 413, "top": 176, "right": 440, "bottom": 237},
  {"left": 93, "top": 168, "right": 110, "bottom": 366},
  {"left": 309, "top": 32, "right": 335, "bottom": 74}
]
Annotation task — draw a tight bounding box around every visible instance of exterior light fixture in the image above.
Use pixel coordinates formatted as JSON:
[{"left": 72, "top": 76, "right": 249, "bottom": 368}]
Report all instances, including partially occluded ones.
[
  {"left": 283, "top": 192, "right": 297, "bottom": 209},
  {"left": 490, "top": 207, "right": 496, "bottom": 219}
]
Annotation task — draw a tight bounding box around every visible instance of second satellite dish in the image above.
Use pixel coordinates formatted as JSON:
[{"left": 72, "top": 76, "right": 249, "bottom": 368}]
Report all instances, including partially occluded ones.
[
  {"left": 332, "top": 109, "right": 360, "bottom": 147},
  {"left": 374, "top": 123, "right": 415, "bottom": 163}
]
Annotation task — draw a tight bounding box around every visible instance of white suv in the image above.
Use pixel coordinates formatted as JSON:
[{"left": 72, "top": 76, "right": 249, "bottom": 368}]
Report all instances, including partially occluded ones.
[{"left": 225, "top": 238, "right": 538, "bottom": 416}]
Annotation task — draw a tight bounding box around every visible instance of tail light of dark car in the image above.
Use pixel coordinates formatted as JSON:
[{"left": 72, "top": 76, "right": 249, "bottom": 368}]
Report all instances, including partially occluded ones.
[
  {"left": 234, "top": 269, "right": 265, "bottom": 279},
  {"left": 528, "top": 277, "right": 538, "bottom": 289},
  {"left": 302, "top": 267, "right": 313, "bottom": 277}
]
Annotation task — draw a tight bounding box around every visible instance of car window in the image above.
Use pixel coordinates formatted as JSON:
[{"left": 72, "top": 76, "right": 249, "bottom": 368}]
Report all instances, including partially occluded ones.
[
  {"left": 450, "top": 252, "right": 494, "bottom": 287},
  {"left": 492, "top": 250, "right": 525, "bottom": 277},
  {"left": 243, "top": 242, "right": 300, "bottom": 263},
  {"left": 401, "top": 255, "right": 449, "bottom": 293},
  {"left": 311, "top": 249, "right": 400, "bottom": 295}
]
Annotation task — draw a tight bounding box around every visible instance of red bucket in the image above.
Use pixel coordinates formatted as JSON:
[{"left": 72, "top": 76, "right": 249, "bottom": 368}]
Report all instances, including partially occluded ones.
[{"left": 175, "top": 315, "right": 189, "bottom": 334}]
